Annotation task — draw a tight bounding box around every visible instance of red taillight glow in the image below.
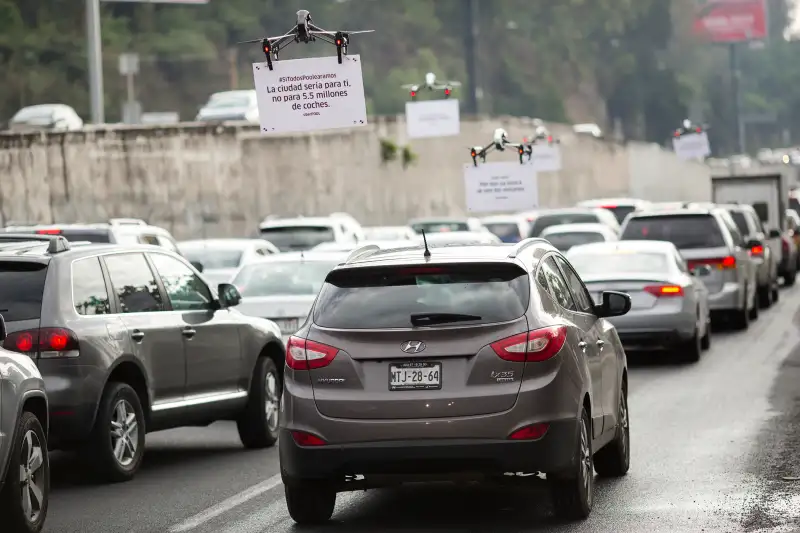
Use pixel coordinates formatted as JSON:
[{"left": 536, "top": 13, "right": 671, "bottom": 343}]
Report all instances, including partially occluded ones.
[
  {"left": 3, "top": 328, "right": 79, "bottom": 356},
  {"left": 36, "top": 229, "right": 61, "bottom": 235},
  {"left": 491, "top": 325, "right": 567, "bottom": 363},
  {"left": 285, "top": 336, "right": 339, "bottom": 370},
  {"left": 508, "top": 423, "right": 550, "bottom": 441},
  {"left": 291, "top": 430, "right": 326, "bottom": 446},
  {"left": 644, "top": 285, "right": 684, "bottom": 297},
  {"left": 687, "top": 256, "right": 736, "bottom": 270},
  {"left": 750, "top": 245, "right": 765, "bottom": 256},
  {"left": 600, "top": 204, "right": 617, "bottom": 209}
]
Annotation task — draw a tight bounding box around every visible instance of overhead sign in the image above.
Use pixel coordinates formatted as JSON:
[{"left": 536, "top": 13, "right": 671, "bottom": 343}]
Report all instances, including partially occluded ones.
[
  {"left": 118, "top": 53, "right": 139, "bottom": 76},
  {"left": 464, "top": 162, "right": 538, "bottom": 214},
  {"left": 673, "top": 132, "right": 712, "bottom": 160},
  {"left": 405, "top": 99, "right": 460, "bottom": 139},
  {"left": 692, "top": 0, "right": 767, "bottom": 42},
  {"left": 530, "top": 144, "right": 562, "bottom": 172},
  {"left": 252, "top": 55, "right": 367, "bottom": 134}
]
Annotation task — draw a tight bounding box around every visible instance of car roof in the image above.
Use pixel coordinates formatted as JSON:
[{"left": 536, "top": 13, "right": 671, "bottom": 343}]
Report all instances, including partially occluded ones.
[
  {"left": 625, "top": 208, "right": 719, "bottom": 219},
  {"left": 0, "top": 241, "right": 178, "bottom": 261},
  {"left": 539, "top": 223, "right": 614, "bottom": 235},
  {"left": 423, "top": 231, "right": 501, "bottom": 243},
  {"left": 408, "top": 217, "right": 469, "bottom": 224},
  {"left": 534, "top": 207, "right": 602, "bottom": 216},
  {"left": 313, "top": 239, "right": 417, "bottom": 251},
  {"left": 567, "top": 240, "right": 677, "bottom": 255},
  {"left": 715, "top": 203, "right": 756, "bottom": 213},
  {"left": 259, "top": 217, "right": 338, "bottom": 229},
  {"left": 245, "top": 251, "right": 349, "bottom": 264},
  {"left": 479, "top": 215, "right": 526, "bottom": 224},
  {"left": 576, "top": 198, "right": 647, "bottom": 207},
  {"left": 178, "top": 238, "right": 263, "bottom": 249}
]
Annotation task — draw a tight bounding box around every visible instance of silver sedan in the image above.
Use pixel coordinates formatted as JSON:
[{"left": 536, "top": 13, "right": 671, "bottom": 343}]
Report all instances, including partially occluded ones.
[{"left": 566, "top": 240, "right": 712, "bottom": 363}]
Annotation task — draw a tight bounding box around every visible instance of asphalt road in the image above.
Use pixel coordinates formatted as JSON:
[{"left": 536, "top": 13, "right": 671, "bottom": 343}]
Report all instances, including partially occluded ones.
[{"left": 44, "top": 288, "right": 800, "bottom": 533}]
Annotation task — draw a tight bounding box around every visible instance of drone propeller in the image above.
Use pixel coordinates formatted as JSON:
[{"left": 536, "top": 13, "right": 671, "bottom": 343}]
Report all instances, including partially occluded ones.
[
  {"left": 237, "top": 32, "right": 295, "bottom": 45},
  {"left": 309, "top": 30, "right": 375, "bottom": 35}
]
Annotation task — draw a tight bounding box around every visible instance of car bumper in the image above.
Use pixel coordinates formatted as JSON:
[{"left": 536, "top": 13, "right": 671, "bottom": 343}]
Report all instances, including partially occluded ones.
[
  {"left": 279, "top": 419, "right": 579, "bottom": 487},
  {"left": 707, "top": 282, "right": 743, "bottom": 311},
  {"left": 37, "top": 360, "right": 102, "bottom": 448},
  {"left": 609, "top": 310, "right": 695, "bottom": 344}
]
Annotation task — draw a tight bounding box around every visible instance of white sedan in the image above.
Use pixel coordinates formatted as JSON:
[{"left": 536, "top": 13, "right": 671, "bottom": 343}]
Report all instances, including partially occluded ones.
[
  {"left": 178, "top": 238, "right": 280, "bottom": 286},
  {"left": 539, "top": 223, "right": 618, "bottom": 252}
]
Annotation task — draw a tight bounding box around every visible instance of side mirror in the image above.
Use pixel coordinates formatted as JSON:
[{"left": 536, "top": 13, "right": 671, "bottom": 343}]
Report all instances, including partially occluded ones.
[
  {"left": 594, "top": 291, "right": 631, "bottom": 318},
  {"left": 691, "top": 264, "right": 713, "bottom": 277},
  {"left": 190, "top": 261, "right": 204, "bottom": 273},
  {"left": 217, "top": 283, "right": 241, "bottom": 308},
  {"left": 768, "top": 229, "right": 782, "bottom": 239},
  {"left": 0, "top": 314, "right": 6, "bottom": 342}
]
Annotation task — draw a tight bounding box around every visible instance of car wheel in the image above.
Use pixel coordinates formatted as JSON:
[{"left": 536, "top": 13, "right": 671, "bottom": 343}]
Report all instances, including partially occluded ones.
[
  {"left": 758, "top": 285, "right": 772, "bottom": 309},
  {"left": 594, "top": 386, "right": 630, "bottom": 477},
  {"left": 237, "top": 356, "right": 280, "bottom": 449},
  {"left": 700, "top": 316, "right": 711, "bottom": 351},
  {"left": 677, "top": 328, "right": 701, "bottom": 363},
  {"left": 785, "top": 268, "right": 797, "bottom": 287},
  {"left": 772, "top": 282, "right": 780, "bottom": 302},
  {"left": 731, "top": 287, "right": 750, "bottom": 331},
  {"left": 549, "top": 408, "right": 593, "bottom": 520},
  {"left": 0, "top": 411, "right": 49, "bottom": 533},
  {"left": 748, "top": 291, "right": 759, "bottom": 320},
  {"left": 284, "top": 482, "right": 336, "bottom": 524},
  {"left": 82, "top": 382, "right": 145, "bottom": 482}
]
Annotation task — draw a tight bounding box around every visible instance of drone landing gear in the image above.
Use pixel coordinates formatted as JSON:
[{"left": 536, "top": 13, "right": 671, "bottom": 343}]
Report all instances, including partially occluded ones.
[{"left": 333, "top": 31, "right": 348, "bottom": 64}]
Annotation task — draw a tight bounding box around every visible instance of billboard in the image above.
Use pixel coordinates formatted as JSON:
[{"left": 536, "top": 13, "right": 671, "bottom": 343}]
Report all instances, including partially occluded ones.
[{"left": 692, "top": 0, "right": 767, "bottom": 43}]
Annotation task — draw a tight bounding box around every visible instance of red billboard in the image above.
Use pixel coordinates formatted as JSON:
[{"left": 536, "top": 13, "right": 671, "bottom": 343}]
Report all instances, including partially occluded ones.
[{"left": 692, "top": 0, "right": 767, "bottom": 42}]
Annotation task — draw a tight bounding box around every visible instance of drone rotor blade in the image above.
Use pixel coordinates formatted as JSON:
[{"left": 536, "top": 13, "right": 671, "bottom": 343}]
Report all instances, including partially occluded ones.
[
  {"left": 338, "top": 30, "right": 375, "bottom": 34},
  {"left": 237, "top": 38, "right": 264, "bottom": 44},
  {"left": 447, "top": 81, "right": 462, "bottom": 87},
  {"left": 401, "top": 84, "right": 416, "bottom": 89},
  {"left": 308, "top": 30, "right": 335, "bottom": 35}
]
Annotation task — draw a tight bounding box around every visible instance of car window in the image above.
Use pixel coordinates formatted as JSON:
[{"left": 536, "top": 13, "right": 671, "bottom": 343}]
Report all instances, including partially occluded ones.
[
  {"left": 747, "top": 212, "right": 765, "bottom": 234},
  {"left": 621, "top": 215, "right": 726, "bottom": 249},
  {"left": 233, "top": 260, "right": 342, "bottom": 297},
  {"left": 484, "top": 223, "right": 522, "bottom": 243},
  {"left": 72, "top": 257, "right": 111, "bottom": 315},
  {"left": 729, "top": 211, "right": 750, "bottom": 236},
  {"left": 720, "top": 215, "right": 743, "bottom": 246},
  {"left": 103, "top": 253, "right": 164, "bottom": 313},
  {"left": 568, "top": 251, "right": 670, "bottom": 277},
  {"left": 181, "top": 247, "right": 244, "bottom": 270},
  {"left": 157, "top": 235, "right": 180, "bottom": 253},
  {"left": 410, "top": 221, "right": 470, "bottom": 233},
  {"left": 544, "top": 231, "right": 607, "bottom": 252},
  {"left": 540, "top": 257, "right": 576, "bottom": 311},
  {"left": 554, "top": 256, "right": 594, "bottom": 312},
  {"left": 674, "top": 251, "right": 688, "bottom": 273},
  {"left": 259, "top": 225, "right": 336, "bottom": 251},
  {"left": 139, "top": 234, "right": 160, "bottom": 246},
  {"left": 314, "top": 263, "right": 530, "bottom": 328},
  {"left": 530, "top": 213, "right": 600, "bottom": 237},
  {"left": 0, "top": 262, "right": 48, "bottom": 322},
  {"left": 149, "top": 254, "right": 213, "bottom": 311},
  {"left": 603, "top": 205, "right": 637, "bottom": 225}
]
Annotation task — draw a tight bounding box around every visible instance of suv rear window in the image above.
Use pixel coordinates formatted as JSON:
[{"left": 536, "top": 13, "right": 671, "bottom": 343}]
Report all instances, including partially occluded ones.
[
  {"left": 544, "top": 232, "right": 606, "bottom": 251},
  {"left": 621, "top": 215, "right": 726, "bottom": 249},
  {"left": 313, "top": 263, "right": 530, "bottom": 329},
  {"left": 530, "top": 213, "right": 600, "bottom": 237},
  {"left": 259, "top": 226, "right": 335, "bottom": 251},
  {"left": 0, "top": 262, "right": 48, "bottom": 321}
]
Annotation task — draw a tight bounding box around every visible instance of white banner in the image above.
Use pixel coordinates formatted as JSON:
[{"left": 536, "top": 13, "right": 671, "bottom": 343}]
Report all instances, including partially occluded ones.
[
  {"left": 252, "top": 55, "right": 367, "bottom": 134},
  {"left": 672, "top": 132, "right": 711, "bottom": 161},
  {"left": 405, "top": 99, "right": 460, "bottom": 139},
  {"left": 464, "top": 162, "right": 538, "bottom": 213},
  {"left": 530, "top": 144, "right": 562, "bottom": 172}
]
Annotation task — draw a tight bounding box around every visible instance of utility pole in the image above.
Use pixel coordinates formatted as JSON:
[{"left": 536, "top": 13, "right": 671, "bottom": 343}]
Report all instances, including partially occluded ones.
[
  {"left": 86, "top": 0, "right": 105, "bottom": 124},
  {"left": 729, "top": 42, "right": 745, "bottom": 154},
  {"left": 463, "top": 0, "right": 480, "bottom": 115}
]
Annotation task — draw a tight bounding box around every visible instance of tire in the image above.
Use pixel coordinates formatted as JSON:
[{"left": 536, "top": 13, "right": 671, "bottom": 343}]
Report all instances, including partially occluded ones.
[
  {"left": 284, "top": 482, "right": 336, "bottom": 524},
  {"left": 676, "top": 329, "right": 701, "bottom": 363},
  {"left": 0, "top": 412, "right": 49, "bottom": 533},
  {"left": 731, "top": 288, "right": 750, "bottom": 331},
  {"left": 594, "top": 386, "right": 630, "bottom": 477},
  {"left": 772, "top": 283, "right": 780, "bottom": 303},
  {"left": 81, "top": 382, "right": 145, "bottom": 482},
  {"left": 700, "top": 316, "right": 711, "bottom": 351},
  {"left": 549, "top": 408, "right": 593, "bottom": 520},
  {"left": 758, "top": 285, "right": 772, "bottom": 309},
  {"left": 237, "top": 356, "right": 281, "bottom": 449},
  {"left": 748, "top": 291, "right": 759, "bottom": 321},
  {"left": 785, "top": 268, "right": 796, "bottom": 287}
]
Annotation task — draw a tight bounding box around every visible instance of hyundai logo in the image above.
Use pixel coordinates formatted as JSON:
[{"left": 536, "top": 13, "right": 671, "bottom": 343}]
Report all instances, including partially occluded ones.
[{"left": 401, "top": 340, "right": 426, "bottom": 354}]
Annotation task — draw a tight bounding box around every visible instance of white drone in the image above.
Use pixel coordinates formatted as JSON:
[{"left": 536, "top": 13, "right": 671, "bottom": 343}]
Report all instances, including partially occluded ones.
[{"left": 402, "top": 72, "right": 461, "bottom": 99}]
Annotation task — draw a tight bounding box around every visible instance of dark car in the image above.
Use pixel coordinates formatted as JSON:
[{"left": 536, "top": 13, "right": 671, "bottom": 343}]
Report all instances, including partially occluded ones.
[{"left": 279, "top": 238, "right": 633, "bottom": 524}]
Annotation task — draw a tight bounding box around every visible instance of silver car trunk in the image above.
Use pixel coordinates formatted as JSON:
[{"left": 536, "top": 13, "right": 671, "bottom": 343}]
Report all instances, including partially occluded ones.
[
  {"left": 678, "top": 246, "right": 732, "bottom": 293},
  {"left": 582, "top": 273, "right": 678, "bottom": 310}
]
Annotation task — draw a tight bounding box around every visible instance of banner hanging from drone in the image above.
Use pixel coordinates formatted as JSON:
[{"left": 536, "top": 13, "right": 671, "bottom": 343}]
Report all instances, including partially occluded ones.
[
  {"left": 405, "top": 100, "right": 460, "bottom": 139},
  {"left": 672, "top": 131, "right": 711, "bottom": 161},
  {"left": 252, "top": 55, "right": 368, "bottom": 134},
  {"left": 530, "top": 144, "right": 562, "bottom": 173},
  {"left": 463, "top": 162, "right": 538, "bottom": 213}
]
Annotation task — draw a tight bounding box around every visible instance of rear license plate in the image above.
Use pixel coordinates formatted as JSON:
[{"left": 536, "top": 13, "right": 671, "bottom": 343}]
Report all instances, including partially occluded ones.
[
  {"left": 389, "top": 361, "right": 442, "bottom": 391},
  {"left": 272, "top": 318, "right": 299, "bottom": 335}
]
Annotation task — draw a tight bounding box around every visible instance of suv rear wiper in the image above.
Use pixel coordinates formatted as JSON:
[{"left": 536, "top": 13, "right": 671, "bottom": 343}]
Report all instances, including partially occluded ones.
[{"left": 410, "top": 313, "right": 482, "bottom": 326}]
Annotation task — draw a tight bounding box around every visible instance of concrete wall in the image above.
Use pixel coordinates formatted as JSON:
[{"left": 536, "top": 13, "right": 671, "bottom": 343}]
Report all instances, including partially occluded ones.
[{"left": 0, "top": 116, "right": 711, "bottom": 239}]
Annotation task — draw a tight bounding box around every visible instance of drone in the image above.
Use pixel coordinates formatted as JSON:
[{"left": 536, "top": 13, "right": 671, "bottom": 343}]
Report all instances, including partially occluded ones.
[
  {"left": 523, "top": 120, "right": 559, "bottom": 145},
  {"left": 469, "top": 128, "right": 532, "bottom": 166},
  {"left": 673, "top": 118, "right": 706, "bottom": 138},
  {"left": 402, "top": 73, "right": 462, "bottom": 99},
  {"left": 238, "top": 10, "right": 374, "bottom": 71}
]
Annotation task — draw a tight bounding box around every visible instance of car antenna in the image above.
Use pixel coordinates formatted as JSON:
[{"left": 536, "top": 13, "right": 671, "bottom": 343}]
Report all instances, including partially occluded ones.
[
  {"left": 421, "top": 229, "right": 431, "bottom": 258},
  {"left": 300, "top": 249, "right": 305, "bottom": 261}
]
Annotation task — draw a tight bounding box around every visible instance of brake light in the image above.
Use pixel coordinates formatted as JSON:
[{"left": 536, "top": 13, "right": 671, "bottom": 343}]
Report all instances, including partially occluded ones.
[
  {"left": 491, "top": 325, "right": 567, "bottom": 363},
  {"left": 508, "top": 423, "right": 550, "bottom": 441},
  {"left": 601, "top": 204, "right": 617, "bottom": 209},
  {"left": 291, "top": 430, "right": 326, "bottom": 446},
  {"left": 644, "top": 285, "right": 684, "bottom": 297},
  {"left": 285, "top": 336, "right": 339, "bottom": 370},
  {"left": 36, "top": 229, "right": 61, "bottom": 235},
  {"left": 687, "top": 256, "right": 736, "bottom": 270},
  {"left": 3, "top": 328, "right": 79, "bottom": 358},
  {"left": 750, "top": 245, "right": 764, "bottom": 256}
]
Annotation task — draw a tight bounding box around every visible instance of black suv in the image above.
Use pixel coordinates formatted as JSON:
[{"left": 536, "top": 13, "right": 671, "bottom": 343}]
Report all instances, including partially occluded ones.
[{"left": 0, "top": 234, "right": 285, "bottom": 481}]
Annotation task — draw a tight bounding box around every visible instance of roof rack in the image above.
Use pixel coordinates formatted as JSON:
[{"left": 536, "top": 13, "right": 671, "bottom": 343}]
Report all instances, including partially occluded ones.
[
  {"left": 109, "top": 218, "right": 147, "bottom": 226},
  {"left": 344, "top": 244, "right": 381, "bottom": 264},
  {"left": 507, "top": 238, "right": 550, "bottom": 258},
  {"left": 0, "top": 234, "right": 71, "bottom": 253}
]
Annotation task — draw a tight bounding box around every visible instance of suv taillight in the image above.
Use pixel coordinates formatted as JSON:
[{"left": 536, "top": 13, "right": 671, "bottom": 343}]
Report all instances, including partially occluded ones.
[
  {"left": 3, "top": 327, "right": 80, "bottom": 358},
  {"left": 491, "top": 325, "right": 567, "bottom": 363},
  {"left": 286, "top": 336, "right": 339, "bottom": 370}
]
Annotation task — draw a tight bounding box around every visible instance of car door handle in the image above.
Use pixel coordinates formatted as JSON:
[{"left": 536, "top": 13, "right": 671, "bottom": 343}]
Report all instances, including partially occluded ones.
[
  {"left": 182, "top": 327, "right": 196, "bottom": 339},
  {"left": 130, "top": 330, "right": 145, "bottom": 342}
]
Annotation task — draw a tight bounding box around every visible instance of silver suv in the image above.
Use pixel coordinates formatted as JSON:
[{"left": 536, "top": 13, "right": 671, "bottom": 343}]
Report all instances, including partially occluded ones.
[
  {"left": 620, "top": 208, "right": 758, "bottom": 329},
  {"left": 0, "top": 315, "right": 50, "bottom": 533},
  {"left": 0, "top": 234, "right": 286, "bottom": 482}
]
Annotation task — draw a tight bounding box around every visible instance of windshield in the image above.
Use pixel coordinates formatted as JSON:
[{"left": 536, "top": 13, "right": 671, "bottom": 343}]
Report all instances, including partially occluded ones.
[
  {"left": 181, "top": 247, "right": 243, "bottom": 269},
  {"left": 730, "top": 211, "right": 749, "bottom": 236},
  {"left": 411, "top": 221, "right": 469, "bottom": 233},
  {"left": 259, "top": 226, "right": 335, "bottom": 251},
  {"left": 0, "top": 262, "right": 48, "bottom": 322},
  {"left": 206, "top": 94, "right": 251, "bottom": 109},
  {"left": 314, "top": 264, "right": 529, "bottom": 329},
  {"left": 604, "top": 206, "right": 637, "bottom": 224},
  {"left": 530, "top": 213, "right": 600, "bottom": 236},
  {"left": 621, "top": 215, "right": 726, "bottom": 249},
  {"left": 484, "top": 223, "right": 522, "bottom": 243},
  {"left": 567, "top": 252, "right": 670, "bottom": 278},
  {"left": 545, "top": 232, "right": 606, "bottom": 252},
  {"left": 232, "top": 260, "right": 339, "bottom": 297}
]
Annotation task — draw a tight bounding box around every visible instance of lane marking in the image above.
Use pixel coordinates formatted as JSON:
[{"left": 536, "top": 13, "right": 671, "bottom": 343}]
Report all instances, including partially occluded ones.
[{"left": 168, "top": 474, "right": 283, "bottom": 532}]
